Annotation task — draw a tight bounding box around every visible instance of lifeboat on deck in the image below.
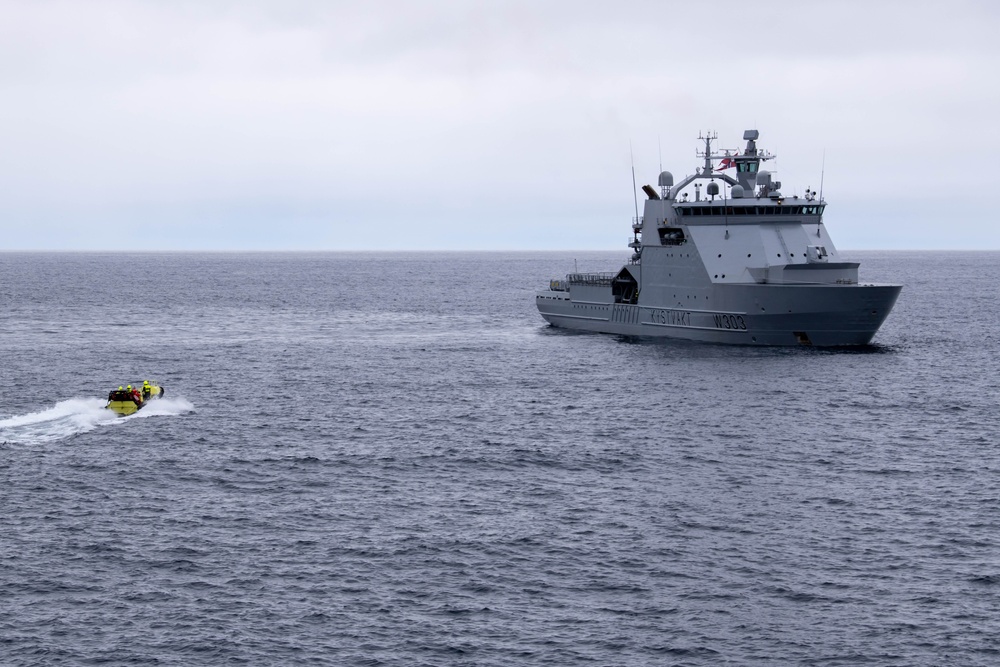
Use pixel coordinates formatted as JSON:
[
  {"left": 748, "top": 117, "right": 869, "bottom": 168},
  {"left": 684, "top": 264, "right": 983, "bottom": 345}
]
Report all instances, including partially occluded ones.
[{"left": 106, "top": 381, "right": 164, "bottom": 416}]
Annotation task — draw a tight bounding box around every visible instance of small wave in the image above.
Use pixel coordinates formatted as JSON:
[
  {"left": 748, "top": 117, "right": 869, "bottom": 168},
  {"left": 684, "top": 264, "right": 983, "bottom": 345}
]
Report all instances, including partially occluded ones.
[
  {"left": 129, "top": 396, "right": 195, "bottom": 419},
  {"left": 0, "top": 398, "right": 116, "bottom": 444},
  {"left": 0, "top": 396, "right": 193, "bottom": 445}
]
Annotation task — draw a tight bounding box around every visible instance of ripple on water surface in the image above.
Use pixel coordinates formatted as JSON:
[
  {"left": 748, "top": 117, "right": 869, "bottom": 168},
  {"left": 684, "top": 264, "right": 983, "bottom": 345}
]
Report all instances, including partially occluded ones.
[{"left": 1, "top": 251, "right": 999, "bottom": 666}]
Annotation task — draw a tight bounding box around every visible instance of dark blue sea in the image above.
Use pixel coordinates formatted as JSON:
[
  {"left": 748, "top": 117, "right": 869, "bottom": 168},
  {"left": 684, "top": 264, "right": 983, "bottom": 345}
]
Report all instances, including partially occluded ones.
[{"left": 1, "top": 251, "right": 998, "bottom": 666}]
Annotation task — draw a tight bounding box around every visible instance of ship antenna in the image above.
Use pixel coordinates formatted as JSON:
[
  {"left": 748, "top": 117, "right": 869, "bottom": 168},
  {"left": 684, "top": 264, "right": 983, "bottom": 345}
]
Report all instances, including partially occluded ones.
[
  {"left": 630, "top": 141, "right": 640, "bottom": 228},
  {"left": 819, "top": 149, "right": 826, "bottom": 203},
  {"left": 724, "top": 182, "right": 729, "bottom": 239},
  {"left": 817, "top": 149, "right": 826, "bottom": 236}
]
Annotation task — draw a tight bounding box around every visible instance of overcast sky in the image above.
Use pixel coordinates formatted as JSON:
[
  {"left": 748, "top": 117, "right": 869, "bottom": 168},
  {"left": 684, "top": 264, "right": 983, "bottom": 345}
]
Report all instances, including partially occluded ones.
[{"left": 1, "top": 0, "right": 997, "bottom": 251}]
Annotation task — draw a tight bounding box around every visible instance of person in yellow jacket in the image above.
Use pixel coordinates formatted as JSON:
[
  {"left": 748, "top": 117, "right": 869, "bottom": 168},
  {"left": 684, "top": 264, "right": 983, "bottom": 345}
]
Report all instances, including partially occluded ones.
[{"left": 142, "top": 380, "right": 151, "bottom": 401}]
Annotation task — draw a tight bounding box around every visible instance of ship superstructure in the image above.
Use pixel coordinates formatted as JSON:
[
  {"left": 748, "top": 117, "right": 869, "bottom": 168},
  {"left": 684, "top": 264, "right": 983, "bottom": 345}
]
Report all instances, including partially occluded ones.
[{"left": 535, "top": 130, "right": 901, "bottom": 346}]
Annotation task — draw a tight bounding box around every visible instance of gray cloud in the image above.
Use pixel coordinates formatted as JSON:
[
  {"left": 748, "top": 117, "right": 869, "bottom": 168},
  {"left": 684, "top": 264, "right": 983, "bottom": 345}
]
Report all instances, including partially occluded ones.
[{"left": 1, "top": 0, "right": 997, "bottom": 249}]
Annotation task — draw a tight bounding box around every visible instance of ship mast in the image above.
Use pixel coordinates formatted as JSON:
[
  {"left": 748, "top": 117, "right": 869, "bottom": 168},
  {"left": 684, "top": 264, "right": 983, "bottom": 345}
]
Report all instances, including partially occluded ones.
[{"left": 697, "top": 131, "right": 717, "bottom": 174}]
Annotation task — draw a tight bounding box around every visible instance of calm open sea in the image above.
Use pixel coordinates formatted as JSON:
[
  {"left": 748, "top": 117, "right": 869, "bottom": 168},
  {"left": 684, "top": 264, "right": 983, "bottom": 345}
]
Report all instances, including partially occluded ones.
[{"left": 1, "top": 251, "right": 998, "bottom": 666}]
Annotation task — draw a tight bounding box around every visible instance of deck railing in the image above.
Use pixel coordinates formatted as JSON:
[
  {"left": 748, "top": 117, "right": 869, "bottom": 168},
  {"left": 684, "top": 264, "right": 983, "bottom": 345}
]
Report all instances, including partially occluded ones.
[{"left": 567, "top": 272, "right": 615, "bottom": 286}]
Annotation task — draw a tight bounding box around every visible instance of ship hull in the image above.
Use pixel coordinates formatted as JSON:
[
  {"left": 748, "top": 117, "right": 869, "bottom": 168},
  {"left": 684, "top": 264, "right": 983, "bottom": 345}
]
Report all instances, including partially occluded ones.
[{"left": 536, "top": 283, "right": 902, "bottom": 346}]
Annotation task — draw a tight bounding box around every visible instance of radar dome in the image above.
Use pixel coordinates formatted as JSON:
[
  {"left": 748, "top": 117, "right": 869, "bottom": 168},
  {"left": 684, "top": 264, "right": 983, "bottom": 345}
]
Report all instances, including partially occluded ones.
[
  {"left": 706, "top": 182, "right": 720, "bottom": 197},
  {"left": 658, "top": 171, "right": 674, "bottom": 187},
  {"left": 731, "top": 184, "right": 745, "bottom": 198}
]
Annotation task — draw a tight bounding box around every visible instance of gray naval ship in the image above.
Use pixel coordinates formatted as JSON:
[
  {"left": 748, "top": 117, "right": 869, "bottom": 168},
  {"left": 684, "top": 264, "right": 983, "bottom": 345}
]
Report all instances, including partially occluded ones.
[{"left": 536, "top": 130, "right": 901, "bottom": 346}]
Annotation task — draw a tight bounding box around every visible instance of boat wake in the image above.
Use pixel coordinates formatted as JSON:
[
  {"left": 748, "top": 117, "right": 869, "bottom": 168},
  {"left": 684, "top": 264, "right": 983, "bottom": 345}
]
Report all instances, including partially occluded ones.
[{"left": 0, "top": 396, "right": 194, "bottom": 445}]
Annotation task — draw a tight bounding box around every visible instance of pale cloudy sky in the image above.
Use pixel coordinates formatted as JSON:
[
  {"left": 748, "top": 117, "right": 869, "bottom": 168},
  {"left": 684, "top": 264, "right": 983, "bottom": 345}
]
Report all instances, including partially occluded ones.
[{"left": 1, "top": 0, "right": 997, "bottom": 250}]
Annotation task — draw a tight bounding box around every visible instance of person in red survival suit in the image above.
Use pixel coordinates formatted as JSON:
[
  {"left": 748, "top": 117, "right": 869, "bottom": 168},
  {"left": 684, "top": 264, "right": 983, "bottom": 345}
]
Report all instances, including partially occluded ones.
[{"left": 128, "top": 384, "right": 142, "bottom": 404}]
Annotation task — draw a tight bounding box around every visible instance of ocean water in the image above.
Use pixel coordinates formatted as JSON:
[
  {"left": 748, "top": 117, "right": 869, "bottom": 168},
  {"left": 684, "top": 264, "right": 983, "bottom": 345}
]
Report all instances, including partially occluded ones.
[{"left": 1, "top": 250, "right": 998, "bottom": 666}]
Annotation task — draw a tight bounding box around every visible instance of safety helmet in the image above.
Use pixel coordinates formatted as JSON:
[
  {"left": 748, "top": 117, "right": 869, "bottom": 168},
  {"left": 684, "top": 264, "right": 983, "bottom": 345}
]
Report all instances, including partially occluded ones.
[
  {"left": 118, "top": 386, "right": 123, "bottom": 390},
  {"left": 127, "top": 385, "right": 131, "bottom": 390},
  {"left": 143, "top": 380, "right": 149, "bottom": 386}
]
